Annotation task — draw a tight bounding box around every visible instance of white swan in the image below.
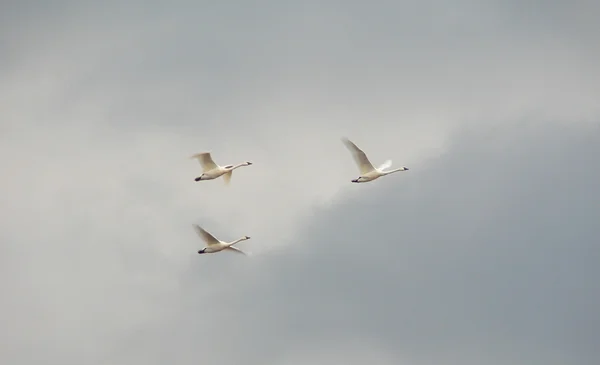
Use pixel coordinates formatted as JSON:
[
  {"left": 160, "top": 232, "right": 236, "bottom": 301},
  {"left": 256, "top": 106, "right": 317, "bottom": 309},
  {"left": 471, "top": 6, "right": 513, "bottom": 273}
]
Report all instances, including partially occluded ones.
[
  {"left": 193, "top": 224, "right": 251, "bottom": 255},
  {"left": 341, "top": 137, "right": 409, "bottom": 183},
  {"left": 190, "top": 152, "right": 252, "bottom": 185}
]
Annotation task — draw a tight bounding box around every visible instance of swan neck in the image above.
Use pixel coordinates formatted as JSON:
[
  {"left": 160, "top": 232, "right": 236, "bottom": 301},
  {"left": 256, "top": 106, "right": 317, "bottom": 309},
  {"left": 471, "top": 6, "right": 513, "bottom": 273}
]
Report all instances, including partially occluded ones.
[
  {"left": 228, "top": 237, "right": 246, "bottom": 245},
  {"left": 383, "top": 168, "right": 404, "bottom": 175},
  {"left": 232, "top": 163, "right": 247, "bottom": 169}
]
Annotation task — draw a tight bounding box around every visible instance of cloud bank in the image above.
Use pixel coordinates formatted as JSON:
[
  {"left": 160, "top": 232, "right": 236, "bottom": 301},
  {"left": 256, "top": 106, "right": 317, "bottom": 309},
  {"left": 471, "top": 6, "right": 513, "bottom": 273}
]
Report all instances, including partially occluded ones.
[{"left": 1, "top": 1, "right": 599, "bottom": 364}]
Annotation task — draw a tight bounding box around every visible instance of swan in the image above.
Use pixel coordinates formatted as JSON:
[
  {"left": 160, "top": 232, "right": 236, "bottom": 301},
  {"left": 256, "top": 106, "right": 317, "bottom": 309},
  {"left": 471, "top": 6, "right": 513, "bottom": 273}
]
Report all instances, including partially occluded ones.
[
  {"left": 341, "top": 137, "right": 409, "bottom": 183},
  {"left": 193, "top": 224, "right": 251, "bottom": 255},
  {"left": 190, "top": 152, "right": 252, "bottom": 185}
]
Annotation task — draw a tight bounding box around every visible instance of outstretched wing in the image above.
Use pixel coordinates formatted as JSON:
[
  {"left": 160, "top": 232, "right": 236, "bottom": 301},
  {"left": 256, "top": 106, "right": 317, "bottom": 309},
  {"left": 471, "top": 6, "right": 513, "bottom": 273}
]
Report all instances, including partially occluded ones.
[
  {"left": 341, "top": 137, "right": 375, "bottom": 175},
  {"left": 377, "top": 159, "right": 392, "bottom": 171},
  {"left": 192, "top": 224, "right": 220, "bottom": 246},
  {"left": 225, "top": 246, "right": 248, "bottom": 256},
  {"left": 190, "top": 152, "right": 218, "bottom": 172},
  {"left": 223, "top": 170, "right": 232, "bottom": 185}
]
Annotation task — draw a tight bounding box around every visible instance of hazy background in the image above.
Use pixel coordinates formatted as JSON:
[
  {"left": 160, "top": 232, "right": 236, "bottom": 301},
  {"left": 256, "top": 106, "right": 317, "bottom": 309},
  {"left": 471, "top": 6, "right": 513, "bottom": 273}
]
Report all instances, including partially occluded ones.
[{"left": 1, "top": 1, "right": 599, "bottom": 364}]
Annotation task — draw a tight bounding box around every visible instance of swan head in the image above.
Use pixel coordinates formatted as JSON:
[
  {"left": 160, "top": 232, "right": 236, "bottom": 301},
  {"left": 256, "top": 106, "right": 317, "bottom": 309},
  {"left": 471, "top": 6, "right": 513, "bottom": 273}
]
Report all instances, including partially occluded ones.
[
  {"left": 245, "top": 161, "right": 253, "bottom": 166},
  {"left": 194, "top": 174, "right": 204, "bottom": 181},
  {"left": 403, "top": 167, "right": 409, "bottom": 171},
  {"left": 197, "top": 248, "right": 206, "bottom": 254},
  {"left": 351, "top": 177, "right": 365, "bottom": 183},
  {"left": 244, "top": 236, "right": 251, "bottom": 240}
]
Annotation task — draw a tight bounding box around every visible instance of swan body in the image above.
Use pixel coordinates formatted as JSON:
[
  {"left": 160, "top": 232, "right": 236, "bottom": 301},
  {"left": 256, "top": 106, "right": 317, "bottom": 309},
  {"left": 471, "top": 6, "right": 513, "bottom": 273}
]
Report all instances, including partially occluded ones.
[
  {"left": 190, "top": 152, "right": 252, "bottom": 185},
  {"left": 193, "top": 224, "right": 251, "bottom": 255},
  {"left": 342, "top": 137, "right": 409, "bottom": 183}
]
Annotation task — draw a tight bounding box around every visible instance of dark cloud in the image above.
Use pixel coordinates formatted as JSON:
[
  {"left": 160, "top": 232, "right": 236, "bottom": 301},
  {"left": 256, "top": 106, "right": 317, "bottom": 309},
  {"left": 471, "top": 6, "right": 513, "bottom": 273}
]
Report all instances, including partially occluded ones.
[
  {"left": 128, "top": 121, "right": 600, "bottom": 365},
  {"left": 2, "top": 1, "right": 600, "bottom": 364}
]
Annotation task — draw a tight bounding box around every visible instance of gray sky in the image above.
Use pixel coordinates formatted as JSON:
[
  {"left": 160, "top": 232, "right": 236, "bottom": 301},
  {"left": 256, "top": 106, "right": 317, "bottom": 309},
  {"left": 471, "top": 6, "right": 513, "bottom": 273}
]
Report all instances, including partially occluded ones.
[{"left": 1, "top": 1, "right": 599, "bottom": 364}]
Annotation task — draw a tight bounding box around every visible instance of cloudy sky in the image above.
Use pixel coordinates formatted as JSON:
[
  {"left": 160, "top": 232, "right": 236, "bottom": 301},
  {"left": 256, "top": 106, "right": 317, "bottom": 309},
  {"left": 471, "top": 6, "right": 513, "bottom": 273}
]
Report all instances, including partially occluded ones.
[{"left": 1, "top": 1, "right": 599, "bottom": 364}]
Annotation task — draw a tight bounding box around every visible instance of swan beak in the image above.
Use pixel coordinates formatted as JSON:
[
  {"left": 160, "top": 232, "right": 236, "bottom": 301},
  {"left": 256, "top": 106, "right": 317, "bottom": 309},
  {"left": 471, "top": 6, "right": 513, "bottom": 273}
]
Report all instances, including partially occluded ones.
[
  {"left": 351, "top": 179, "right": 358, "bottom": 183},
  {"left": 246, "top": 162, "right": 253, "bottom": 165},
  {"left": 404, "top": 167, "right": 409, "bottom": 171},
  {"left": 198, "top": 249, "right": 205, "bottom": 254},
  {"left": 245, "top": 236, "right": 251, "bottom": 239}
]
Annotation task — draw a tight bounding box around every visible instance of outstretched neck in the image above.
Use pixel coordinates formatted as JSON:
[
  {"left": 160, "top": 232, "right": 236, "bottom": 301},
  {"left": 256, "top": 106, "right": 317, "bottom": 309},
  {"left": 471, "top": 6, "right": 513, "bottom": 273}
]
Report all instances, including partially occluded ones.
[
  {"left": 383, "top": 167, "right": 408, "bottom": 175},
  {"left": 227, "top": 237, "right": 247, "bottom": 246},
  {"left": 232, "top": 162, "right": 251, "bottom": 170}
]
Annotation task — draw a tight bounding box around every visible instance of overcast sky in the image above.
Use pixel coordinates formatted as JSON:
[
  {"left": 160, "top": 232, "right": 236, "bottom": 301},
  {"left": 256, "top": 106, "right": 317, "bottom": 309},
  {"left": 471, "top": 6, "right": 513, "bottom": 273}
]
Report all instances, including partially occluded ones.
[{"left": 1, "top": 1, "right": 599, "bottom": 364}]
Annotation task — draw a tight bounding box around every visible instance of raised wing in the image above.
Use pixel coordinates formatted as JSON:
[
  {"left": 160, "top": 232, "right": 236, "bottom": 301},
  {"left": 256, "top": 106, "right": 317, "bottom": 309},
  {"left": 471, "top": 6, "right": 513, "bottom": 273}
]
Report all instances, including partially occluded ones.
[
  {"left": 192, "top": 224, "right": 220, "bottom": 246},
  {"left": 223, "top": 170, "right": 232, "bottom": 185},
  {"left": 377, "top": 159, "right": 392, "bottom": 171},
  {"left": 190, "top": 152, "right": 218, "bottom": 172},
  {"left": 341, "top": 138, "right": 375, "bottom": 175},
  {"left": 225, "top": 246, "right": 247, "bottom": 256}
]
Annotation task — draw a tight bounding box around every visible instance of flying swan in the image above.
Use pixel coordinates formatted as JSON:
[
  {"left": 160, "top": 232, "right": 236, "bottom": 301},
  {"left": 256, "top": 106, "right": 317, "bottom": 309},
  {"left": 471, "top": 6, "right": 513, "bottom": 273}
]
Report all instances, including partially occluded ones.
[
  {"left": 193, "top": 224, "right": 251, "bottom": 255},
  {"left": 190, "top": 152, "right": 252, "bottom": 185},
  {"left": 341, "top": 137, "right": 409, "bottom": 183}
]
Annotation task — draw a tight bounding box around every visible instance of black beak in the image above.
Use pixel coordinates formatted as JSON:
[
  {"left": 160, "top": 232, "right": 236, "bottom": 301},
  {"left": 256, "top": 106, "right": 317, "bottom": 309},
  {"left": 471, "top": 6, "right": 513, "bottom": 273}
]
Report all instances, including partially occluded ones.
[
  {"left": 247, "top": 162, "right": 253, "bottom": 165},
  {"left": 351, "top": 179, "right": 358, "bottom": 183},
  {"left": 198, "top": 249, "right": 205, "bottom": 254},
  {"left": 404, "top": 167, "right": 409, "bottom": 170}
]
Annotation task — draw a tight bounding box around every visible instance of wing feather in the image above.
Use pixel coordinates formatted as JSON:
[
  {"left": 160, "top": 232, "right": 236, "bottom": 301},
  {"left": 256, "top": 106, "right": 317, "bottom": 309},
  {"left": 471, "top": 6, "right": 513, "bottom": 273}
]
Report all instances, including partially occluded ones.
[
  {"left": 223, "top": 170, "right": 232, "bottom": 185},
  {"left": 190, "top": 152, "right": 218, "bottom": 172},
  {"left": 225, "top": 246, "right": 248, "bottom": 256},
  {"left": 192, "top": 225, "right": 220, "bottom": 246},
  {"left": 377, "top": 159, "right": 392, "bottom": 171},
  {"left": 341, "top": 138, "right": 375, "bottom": 175}
]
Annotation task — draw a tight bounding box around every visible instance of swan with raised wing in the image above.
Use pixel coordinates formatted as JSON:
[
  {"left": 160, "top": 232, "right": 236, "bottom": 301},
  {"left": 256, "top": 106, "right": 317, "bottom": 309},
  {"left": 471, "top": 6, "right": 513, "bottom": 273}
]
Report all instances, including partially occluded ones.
[
  {"left": 193, "top": 224, "right": 251, "bottom": 256},
  {"left": 190, "top": 152, "right": 252, "bottom": 185},
  {"left": 342, "top": 137, "right": 409, "bottom": 183}
]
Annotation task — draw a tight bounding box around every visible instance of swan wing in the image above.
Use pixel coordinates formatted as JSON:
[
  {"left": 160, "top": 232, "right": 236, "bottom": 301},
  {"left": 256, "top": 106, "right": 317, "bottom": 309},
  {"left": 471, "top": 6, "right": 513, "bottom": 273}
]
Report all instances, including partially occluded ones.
[
  {"left": 342, "top": 137, "right": 375, "bottom": 175},
  {"left": 225, "top": 246, "right": 248, "bottom": 256},
  {"left": 190, "top": 152, "right": 218, "bottom": 172},
  {"left": 192, "top": 224, "right": 220, "bottom": 246},
  {"left": 377, "top": 159, "right": 392, "bottom": 171},
  {"left": 223, "top": 170, "right": 232, "bottom": 185}
]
